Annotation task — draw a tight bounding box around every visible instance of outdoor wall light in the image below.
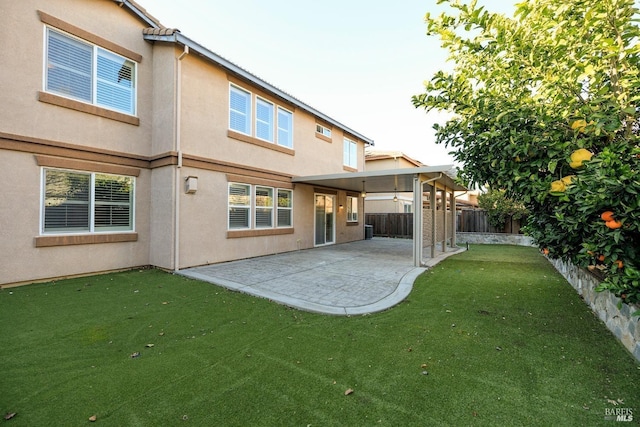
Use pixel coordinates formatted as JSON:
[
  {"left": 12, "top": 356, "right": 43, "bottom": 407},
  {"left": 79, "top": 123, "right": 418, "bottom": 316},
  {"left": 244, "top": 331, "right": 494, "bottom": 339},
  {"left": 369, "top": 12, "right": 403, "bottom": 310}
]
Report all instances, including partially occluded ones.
[{"left": 185, "top": 176, "right": 198, "bottom": 194}]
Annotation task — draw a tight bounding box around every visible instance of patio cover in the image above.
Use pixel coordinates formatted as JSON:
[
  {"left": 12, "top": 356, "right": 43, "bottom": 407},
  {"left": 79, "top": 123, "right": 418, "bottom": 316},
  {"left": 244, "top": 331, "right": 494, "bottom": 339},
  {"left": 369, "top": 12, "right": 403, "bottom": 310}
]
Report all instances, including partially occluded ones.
[{"left": 292, "top": 165, "right": 468, "bottom": 266}]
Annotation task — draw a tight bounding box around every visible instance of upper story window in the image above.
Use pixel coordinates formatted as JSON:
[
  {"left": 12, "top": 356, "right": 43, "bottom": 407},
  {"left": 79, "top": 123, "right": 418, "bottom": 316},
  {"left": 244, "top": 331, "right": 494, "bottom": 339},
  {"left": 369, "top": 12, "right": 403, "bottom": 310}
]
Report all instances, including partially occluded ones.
[
  {"left": 229, "top": 84, "right": 294, "bottom": 149},
  {"left": 343, "top": 138, "right": 358, "bottom": 168},
  {"left": 316, "top": 124, "right": 332, "bottom": 138},
  {"left": 42, "top": 168, "right": 134, "bottom": 234},
  {"left": 45, "top": 28, "right": 137, "bottom": 116}
]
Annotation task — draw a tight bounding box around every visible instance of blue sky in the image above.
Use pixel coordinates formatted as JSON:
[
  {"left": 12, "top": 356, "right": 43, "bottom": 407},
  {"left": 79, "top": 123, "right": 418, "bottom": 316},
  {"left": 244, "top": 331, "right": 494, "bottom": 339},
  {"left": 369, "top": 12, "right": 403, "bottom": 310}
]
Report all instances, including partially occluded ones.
[{"left": 145, "top": 0, "right": 519, "bottom": 166}]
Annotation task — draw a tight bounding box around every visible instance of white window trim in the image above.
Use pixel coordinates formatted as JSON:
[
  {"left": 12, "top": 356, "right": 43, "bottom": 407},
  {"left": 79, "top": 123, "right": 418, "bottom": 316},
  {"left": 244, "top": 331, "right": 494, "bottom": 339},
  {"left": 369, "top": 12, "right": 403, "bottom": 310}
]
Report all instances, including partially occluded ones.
[
  {"left": 229, "top": 84, "right": 252, "bottom": 136},
  {"left": 344, "top": 138, "right": 358, "bottom": 168},
  {"left": 254, "top": 185, "right": 274, "bottom": 228},
  {"left": 44, "top": 26, "right": 138, "bottom": 116},
  {"left": 228, "top": 183, "right": 294, "bottom": 230},
  {"left": 40, "top": 168, "right": 136, "bottom": 235},
  {"left": 276, "top": 188, "right": 294, "bottom": 228},
  {"left": 229, "top": 84, "right": 294, "bottom": 148},
  {"left": 347, "top": 195, "right": 358, "bottom": 223},
  {"left": 228, "top": 182, "right": 252, "bottom": 230},
  {"left": 276, "top": 106, "right": 294, "bottom": 149},
  {"left": 316, "top": 123, "right": 331, "bottom": 138}
]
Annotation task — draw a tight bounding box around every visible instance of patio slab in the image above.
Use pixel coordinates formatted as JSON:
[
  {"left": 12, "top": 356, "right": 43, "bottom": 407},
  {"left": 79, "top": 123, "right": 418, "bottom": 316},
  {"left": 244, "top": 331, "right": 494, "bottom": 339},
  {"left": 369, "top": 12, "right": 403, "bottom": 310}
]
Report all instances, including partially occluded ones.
[{"left": 179, "top": 238, "right": 463, "bottom": 315}]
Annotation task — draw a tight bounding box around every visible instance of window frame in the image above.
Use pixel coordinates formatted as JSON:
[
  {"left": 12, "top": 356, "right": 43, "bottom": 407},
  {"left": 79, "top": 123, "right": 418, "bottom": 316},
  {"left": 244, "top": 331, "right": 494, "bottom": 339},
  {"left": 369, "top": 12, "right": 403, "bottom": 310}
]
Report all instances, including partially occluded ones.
[
  {"left": 229, "top": 84, "right": 252, "bottom": 135},
  {"left": 276, "top": 189, "right": 293, "bottom": 228},
  {"left": 316, "top": 123, "right": 332, "bottom": 138},
  {"left": 228, "top": 84, "right": 294, "bottom": 149},
  {"left": 346, "top": 195, "right": 359, "bottom": 223},
  {"left": 343, "top": 138, "right": 358, "bottom": 168},
  {"left": 41, "top": 168, "right": 135, "bottom": 235},
  {"left": 44, "top": 27, "right": 137, "bottom": 116},
  {"left": 228, "top": 183, "right": 294, "bottom": 231},
  {"left": 228, "top": 183, "right": 252, "bottom": 230}
]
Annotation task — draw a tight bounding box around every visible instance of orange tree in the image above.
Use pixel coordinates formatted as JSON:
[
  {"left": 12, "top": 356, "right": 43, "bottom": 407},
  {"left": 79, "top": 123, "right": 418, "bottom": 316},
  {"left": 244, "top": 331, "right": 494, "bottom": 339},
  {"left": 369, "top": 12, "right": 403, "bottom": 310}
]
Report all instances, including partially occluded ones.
[{"left": 412, "top": 0, "right": 640, "bottom": 306}]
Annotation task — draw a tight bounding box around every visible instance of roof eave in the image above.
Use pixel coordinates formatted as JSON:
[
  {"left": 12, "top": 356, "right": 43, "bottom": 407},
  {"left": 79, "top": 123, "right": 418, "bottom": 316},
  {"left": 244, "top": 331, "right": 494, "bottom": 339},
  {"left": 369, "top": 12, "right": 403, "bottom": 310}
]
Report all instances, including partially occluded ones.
[{"left": 142, "top": 31, "right": 374, "bottom": 146}]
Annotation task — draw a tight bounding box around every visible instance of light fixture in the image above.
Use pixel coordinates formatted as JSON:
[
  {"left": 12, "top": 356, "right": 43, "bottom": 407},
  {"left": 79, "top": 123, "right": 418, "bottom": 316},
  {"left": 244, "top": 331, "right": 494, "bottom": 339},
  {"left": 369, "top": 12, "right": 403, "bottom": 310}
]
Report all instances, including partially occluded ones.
[
  {"left": 361, "top": 180, "right": 366, "bottom": 198},
  {"left": 393, "top": 187, "right": 398, "bottom": 203}
]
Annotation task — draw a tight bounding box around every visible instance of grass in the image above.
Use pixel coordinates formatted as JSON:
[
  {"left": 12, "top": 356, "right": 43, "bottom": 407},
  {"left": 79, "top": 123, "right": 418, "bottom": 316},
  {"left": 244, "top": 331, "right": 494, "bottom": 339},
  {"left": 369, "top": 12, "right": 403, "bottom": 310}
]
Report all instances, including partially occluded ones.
[{"left": 1, "top": 245, "right": 638, "bottom": 426}]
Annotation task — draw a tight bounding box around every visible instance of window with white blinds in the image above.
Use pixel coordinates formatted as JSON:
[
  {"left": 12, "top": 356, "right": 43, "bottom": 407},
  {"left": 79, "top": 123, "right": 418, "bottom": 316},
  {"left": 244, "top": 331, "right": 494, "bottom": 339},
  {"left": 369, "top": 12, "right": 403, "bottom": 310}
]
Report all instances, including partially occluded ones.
[
  {"left": 229, "top": 86, "right": 251, "bottom": 134},
  {"left": 229, "top": 84, "right": 294, "bottom": 148},
  {"left": 45, "top": 28, "right": 136, "bottom": 115},
  {"left": 228, "top": 183, "right": 293, "bottom": 230},
  {"left": 43, "top": 169, "right": 134, "bottom": 233},
  {"left": 228, "top": 183, "right": 251, "bottom": 229}
]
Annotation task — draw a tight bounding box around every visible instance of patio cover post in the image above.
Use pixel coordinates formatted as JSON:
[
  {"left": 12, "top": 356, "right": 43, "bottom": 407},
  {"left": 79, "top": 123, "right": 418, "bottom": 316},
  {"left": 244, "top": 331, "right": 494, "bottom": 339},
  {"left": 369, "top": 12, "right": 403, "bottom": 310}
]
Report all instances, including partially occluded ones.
[
  {"left": 412, "top": 175, "right": 423, "bottom": 267},
  {"left": 431, "top": 184, "right": 437, "bottom": 259},
  {"left": 450, "top": 189, "right": 456, "bottom": 248}
]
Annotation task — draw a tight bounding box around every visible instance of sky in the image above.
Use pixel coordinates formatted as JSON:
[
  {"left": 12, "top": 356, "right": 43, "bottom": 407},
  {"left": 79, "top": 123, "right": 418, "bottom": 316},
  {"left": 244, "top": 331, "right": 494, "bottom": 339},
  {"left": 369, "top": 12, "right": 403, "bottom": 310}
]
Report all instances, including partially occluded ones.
[{"left": 144, "top": 0, "right": 519, "bottom": 167}]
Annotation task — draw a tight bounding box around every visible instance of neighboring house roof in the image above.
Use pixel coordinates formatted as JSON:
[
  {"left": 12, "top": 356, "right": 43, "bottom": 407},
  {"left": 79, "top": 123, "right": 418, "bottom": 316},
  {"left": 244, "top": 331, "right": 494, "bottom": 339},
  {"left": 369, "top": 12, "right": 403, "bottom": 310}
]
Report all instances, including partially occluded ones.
[
  {"left": 365, "top": 149, "right": 423, "bottom": 167},
  {"left": 115, "top": 0, "right": 374, "bottom": 146}
]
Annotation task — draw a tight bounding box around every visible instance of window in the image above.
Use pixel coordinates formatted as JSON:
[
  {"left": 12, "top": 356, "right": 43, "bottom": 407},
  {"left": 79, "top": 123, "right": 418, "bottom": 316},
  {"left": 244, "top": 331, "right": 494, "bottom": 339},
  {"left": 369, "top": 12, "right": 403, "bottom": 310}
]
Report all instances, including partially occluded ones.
[
  {"left": 347, "top": 196, "right": 358, "bottom": 222},
  {"left": 316, "top": 124, "right": 331, "bottom": 138},
  {"left": 229, "top": 84, "right": 294, "bottom": 148},
  {"left": 277, "top": 107, "right": 293, "bottom": 148},
  {"left": 343, "top": 138, "right": 358, "bottom": 168},
  {"left": 43, "top": 169, "right": 134, "bottom": 233},
  {"left": 230, "top": 86, "right": 251, "bottom": 134},
  {"left": 255, "top": 186, "right": 274, "bottom": 228},
  {"left": 228, "top": 183, "right": 251, "bottom": 229},
  {"left": 228, "top": 183, "right": 293, "bottom": 230},
  {"left": 256, "top": 98, "right": 274, "bottom": 142},
  {"left": 403, "top": 203, "right": 412, "bottom": 213},
  {"left": 45, "top": 28, "right": 136, "bottom": 115},
  {"left": 277, "top": 189, "right": 293, "bottom": 227}
]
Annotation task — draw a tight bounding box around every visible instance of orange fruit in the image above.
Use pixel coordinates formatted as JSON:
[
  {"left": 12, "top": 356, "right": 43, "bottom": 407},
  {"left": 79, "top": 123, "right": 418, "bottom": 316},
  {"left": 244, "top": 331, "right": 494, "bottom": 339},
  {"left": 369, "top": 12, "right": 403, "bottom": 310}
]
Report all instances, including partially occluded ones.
[
  {"left": 600, "top": 211, "right": 614, "bottom": 222},
  {"left": 569, "top": 148, "right": 593, "bottom": 169},
  {"left": 598, "top": 254, "right": 605, "bottom": 262},
  {"left": 542, "top": 248, "right": 549, "bottom": 255},
  {"left": 606, "top": 220, "right": 622, "bottom": 229},
  {"left": 615, "top": 260, "right": 624, "bottom": 269}
]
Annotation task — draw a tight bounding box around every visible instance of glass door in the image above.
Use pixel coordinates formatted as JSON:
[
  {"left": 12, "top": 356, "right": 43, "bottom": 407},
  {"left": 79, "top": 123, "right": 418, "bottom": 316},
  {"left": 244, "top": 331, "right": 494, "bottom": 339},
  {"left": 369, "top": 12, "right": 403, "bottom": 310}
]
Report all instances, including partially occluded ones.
[{"left": 315, "top": 194, "right": 335, "bottom": 246}]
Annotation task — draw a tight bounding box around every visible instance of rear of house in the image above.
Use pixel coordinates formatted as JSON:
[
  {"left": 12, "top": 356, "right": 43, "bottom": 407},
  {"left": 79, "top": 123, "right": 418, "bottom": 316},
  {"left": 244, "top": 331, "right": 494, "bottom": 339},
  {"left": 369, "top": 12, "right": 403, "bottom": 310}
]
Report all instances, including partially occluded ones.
[{"left": 0, "top": 0, "right": 372, "bottom": 286}]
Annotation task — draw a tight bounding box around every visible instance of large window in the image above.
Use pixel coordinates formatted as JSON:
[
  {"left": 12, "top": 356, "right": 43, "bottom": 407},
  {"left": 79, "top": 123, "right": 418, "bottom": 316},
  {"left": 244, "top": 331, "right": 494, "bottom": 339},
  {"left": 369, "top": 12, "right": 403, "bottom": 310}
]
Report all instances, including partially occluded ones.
[
  {"left": 347, "top": 196, "right": 358, "bottom": 223},
  {"left": 45, "top": 28, "right": 136, "bottom": 115},
  {"left": 229, "top": 84, "right": 294, "bottom": 148},
  {"left": 228, "top": 183, "right": 293, "bottom": 230},
  {"left": 343, "top": 138, "right": 358, "bottom": 168},
  {"left": 42, "top": 169, "right": 134, "bottom": 233}
]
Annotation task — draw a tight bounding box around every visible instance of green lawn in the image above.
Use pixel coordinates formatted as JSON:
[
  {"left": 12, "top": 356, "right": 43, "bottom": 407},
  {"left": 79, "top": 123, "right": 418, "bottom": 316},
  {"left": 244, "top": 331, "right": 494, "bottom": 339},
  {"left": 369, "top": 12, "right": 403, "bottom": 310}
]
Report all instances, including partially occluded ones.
[{"left": 1, "top": 245, "right": 638, "bottom": 426}]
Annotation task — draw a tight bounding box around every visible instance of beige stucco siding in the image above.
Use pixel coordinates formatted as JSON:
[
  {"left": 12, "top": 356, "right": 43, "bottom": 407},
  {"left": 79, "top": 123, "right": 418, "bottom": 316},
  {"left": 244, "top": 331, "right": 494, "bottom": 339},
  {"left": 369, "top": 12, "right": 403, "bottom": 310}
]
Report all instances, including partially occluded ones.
[
  {"left": 0, "top": 151, "right": 151, "bottom": 285},
  {"left": 1, "top": 0, "right": 155, "bottom": 157}
]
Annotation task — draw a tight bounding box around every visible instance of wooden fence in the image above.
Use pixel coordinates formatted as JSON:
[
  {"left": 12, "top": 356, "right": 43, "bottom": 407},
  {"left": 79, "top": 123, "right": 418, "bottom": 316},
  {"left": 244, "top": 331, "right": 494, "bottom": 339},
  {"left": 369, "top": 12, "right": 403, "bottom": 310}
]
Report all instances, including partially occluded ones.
[
  {"left": 365, "top": 213, "right": 413, "bottom": 238},
  {"left": 457, "top": 209, "right": 523, "bottom": 233},
  {"left": 365, "top": 210, "right": 523, "bottom": 236}
]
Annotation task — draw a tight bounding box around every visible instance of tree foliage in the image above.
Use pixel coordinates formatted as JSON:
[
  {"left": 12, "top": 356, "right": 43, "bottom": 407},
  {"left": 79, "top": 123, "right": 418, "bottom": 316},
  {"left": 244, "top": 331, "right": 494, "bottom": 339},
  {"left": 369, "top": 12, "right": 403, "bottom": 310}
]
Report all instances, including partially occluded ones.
[
  {"left": 413, "top": 0, "right": 640, "bottom": 305},
  {"left": 478, "top": 189, "right": 529, "bottom": 231}
]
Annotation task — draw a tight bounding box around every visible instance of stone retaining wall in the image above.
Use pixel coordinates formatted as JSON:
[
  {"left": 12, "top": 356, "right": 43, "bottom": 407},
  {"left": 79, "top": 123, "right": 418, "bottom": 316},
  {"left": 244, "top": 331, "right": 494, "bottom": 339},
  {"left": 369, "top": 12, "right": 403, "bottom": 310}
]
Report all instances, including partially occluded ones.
[
  {"left": 547, "top": 258, "right": 640, "bottom": 361},
  {"left": 456, "top": 232, "right": 535, "bottom": 247}
]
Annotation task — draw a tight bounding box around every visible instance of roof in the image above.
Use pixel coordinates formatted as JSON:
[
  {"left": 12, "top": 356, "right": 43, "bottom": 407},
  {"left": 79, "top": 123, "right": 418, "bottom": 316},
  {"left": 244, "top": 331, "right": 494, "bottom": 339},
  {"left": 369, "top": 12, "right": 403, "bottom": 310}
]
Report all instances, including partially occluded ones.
[
  {"left": 365, "top": 150, "right": 423, "bottom": 167},
  {"left": 292, "top": 165, "right": 467, "bottom": 193},
  {"left": 115, "top": 0, "right": 374, "bottom": 146}
]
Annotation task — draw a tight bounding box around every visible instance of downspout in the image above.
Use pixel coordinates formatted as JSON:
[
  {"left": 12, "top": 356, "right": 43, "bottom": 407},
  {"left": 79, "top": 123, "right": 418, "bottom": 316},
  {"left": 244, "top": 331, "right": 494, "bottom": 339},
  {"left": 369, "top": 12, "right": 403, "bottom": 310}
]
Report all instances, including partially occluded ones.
[{"left": 173, "top": 45, "right": 189, "bottom": 272}]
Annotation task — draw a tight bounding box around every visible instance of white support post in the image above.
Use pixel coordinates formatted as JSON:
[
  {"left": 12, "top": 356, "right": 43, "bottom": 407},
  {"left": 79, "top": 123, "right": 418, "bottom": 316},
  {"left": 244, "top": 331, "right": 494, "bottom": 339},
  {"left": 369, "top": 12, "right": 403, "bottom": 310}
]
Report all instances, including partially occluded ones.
[
  {"left": 431, "top": 184, "right": 437, "bottom": 259},
  {"left": 412, "top": 175, "right": 423, "bottom": 266}
]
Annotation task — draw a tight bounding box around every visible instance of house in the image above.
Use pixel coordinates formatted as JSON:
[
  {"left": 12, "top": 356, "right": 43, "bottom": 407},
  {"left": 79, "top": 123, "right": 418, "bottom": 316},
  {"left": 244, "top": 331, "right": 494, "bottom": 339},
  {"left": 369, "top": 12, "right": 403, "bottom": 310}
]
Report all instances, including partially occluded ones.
[{"left": 0, "top": 0, "right": 463, "bottom": 286}]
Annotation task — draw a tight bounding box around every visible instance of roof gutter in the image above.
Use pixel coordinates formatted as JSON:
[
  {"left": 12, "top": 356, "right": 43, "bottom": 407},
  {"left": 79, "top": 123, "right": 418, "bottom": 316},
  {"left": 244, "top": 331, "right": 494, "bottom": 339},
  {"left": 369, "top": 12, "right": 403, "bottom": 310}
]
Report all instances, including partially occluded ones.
[{"left": 143, "top": 31, "right": 375, "bottom": 146}]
